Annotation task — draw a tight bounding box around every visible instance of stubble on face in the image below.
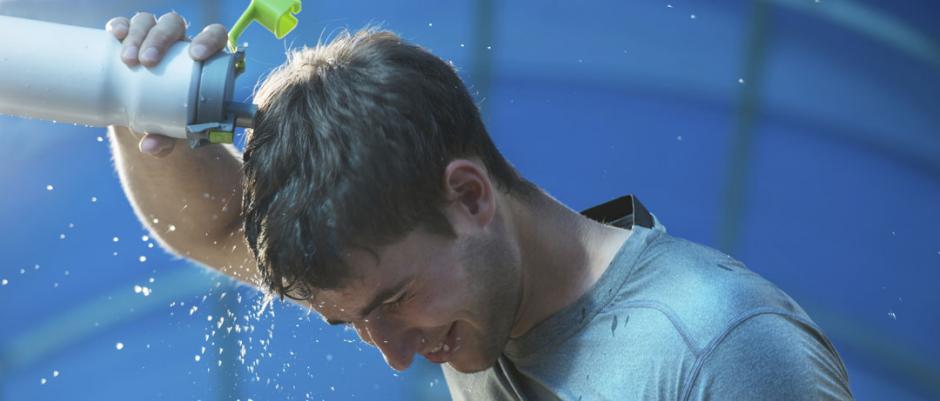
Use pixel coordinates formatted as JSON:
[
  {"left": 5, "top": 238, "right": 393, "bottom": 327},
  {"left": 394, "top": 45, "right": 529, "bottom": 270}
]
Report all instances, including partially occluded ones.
[{"left": 447, "top": 224, "right": 522, "bottom": 373}]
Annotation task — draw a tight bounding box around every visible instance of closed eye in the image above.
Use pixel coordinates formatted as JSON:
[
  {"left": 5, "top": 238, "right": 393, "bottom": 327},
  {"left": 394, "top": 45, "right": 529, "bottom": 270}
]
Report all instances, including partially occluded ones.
[{"left": 384, "top": 290, "right": 414, "bottom": 311}]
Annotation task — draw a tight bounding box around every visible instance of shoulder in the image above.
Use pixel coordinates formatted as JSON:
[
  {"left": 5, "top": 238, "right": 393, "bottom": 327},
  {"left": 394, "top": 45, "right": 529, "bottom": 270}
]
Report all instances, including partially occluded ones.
[
  {"left": 615, "top": 232, "right": 813, "bottom": 347},
  {"left": 683, "top": 313, "right": 853, "bottom": 401}
]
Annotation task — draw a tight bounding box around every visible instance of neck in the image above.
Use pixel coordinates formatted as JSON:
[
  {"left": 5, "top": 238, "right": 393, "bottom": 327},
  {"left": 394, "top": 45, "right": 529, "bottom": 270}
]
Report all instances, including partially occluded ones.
[{"left": 506, "top": 191, "right": 631, "bottom": 338}]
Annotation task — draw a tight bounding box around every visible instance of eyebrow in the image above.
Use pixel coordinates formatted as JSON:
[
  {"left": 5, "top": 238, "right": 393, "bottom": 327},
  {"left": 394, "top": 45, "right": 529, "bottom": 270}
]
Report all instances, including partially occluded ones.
[{"left": 325, "top": 277, "right": 411, "bottom": 326}]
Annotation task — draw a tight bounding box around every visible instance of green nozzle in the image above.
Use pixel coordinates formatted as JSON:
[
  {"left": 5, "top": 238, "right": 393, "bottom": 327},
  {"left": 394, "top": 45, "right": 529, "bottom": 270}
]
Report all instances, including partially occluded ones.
[{"left": 228, "top": 0, "right": 303, "bottom": 52}]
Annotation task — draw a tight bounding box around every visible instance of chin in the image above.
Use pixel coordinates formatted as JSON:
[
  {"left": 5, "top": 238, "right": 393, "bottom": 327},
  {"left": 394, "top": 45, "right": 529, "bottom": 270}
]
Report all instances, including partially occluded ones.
[{"left": 447, "top": 350, "right": 501, "bottom": 373}]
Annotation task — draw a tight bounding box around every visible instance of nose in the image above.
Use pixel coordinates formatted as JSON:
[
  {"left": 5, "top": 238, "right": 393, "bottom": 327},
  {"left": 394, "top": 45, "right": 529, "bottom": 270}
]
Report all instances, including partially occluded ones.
[{"left": 358, "top": 317, "right": 420, "bottom": 371}]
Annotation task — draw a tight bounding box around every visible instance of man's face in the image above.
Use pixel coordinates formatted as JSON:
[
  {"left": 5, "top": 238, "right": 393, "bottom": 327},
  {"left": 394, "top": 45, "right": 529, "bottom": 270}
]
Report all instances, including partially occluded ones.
[{"left": 309, "top": 224, "right": 521, "bottom": 373}]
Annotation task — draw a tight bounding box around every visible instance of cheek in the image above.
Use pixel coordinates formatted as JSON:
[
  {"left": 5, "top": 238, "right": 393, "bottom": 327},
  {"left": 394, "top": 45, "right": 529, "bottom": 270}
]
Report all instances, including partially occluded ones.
[{"left": 410, "top": 265, "right": 471, "bottom": 326}]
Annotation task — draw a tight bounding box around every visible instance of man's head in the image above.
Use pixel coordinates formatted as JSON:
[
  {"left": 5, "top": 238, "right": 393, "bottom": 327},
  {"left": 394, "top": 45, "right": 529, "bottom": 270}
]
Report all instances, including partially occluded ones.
[{"left": 241, "top": 28, "right": 538, "bottom": 372}]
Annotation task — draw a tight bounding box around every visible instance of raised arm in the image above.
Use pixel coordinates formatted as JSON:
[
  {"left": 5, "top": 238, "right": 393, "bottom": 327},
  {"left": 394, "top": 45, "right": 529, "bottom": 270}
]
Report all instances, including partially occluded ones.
[{"left": 105, "top": 12, "right": 259, "bottom": 286}]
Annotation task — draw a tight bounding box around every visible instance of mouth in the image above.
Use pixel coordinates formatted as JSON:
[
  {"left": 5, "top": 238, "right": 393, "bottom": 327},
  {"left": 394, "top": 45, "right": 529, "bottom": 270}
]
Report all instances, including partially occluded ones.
[{"left": 423, "top": 322, "right": 459, "bottom": 364}]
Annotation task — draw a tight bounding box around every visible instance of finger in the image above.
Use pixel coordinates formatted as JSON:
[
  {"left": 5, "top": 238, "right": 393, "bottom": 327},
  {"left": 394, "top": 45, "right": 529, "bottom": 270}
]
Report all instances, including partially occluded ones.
[
  {"left": 138, "top": 12, "right": 188, "bottom": 67},
  {"left": 139, "top": 133, "right": 178, "bottom": 157},
  {"left": 105, "top": 17, "right": 130, "bottom": 40},
  {"left": 189, "top": 24, "right": 229, "bottom": 61},
  {"left": 122, "top": 12, "right": 157, "bottom": 66}
]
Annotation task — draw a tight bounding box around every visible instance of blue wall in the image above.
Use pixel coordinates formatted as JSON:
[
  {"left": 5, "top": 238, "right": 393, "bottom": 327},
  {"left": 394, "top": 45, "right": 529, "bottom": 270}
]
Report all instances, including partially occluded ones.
[{"left": 1, "top": 0, "right": 938, "bottom": 400}]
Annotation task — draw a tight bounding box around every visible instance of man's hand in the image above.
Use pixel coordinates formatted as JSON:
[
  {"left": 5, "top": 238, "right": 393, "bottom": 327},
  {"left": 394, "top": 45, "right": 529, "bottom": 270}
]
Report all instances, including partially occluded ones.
[{"left": 105, "top": 12, "right": 228, "bottom": 157}]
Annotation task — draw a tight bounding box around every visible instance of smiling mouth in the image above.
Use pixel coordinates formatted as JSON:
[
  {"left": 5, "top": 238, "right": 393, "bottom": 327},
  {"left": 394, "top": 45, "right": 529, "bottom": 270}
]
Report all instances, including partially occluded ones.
[{"left": 423, "top": 322, "right": 459, "bottom": 363}]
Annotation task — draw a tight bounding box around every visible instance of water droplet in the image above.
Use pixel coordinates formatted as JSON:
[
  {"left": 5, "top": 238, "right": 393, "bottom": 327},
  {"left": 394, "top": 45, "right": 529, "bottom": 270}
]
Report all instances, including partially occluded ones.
[
  {"left": 52, "top": 370, "right": 59, "bottom": 377},
  {"left": 141, "top": 235, "right": 150, "bottom": 242},
  {"left": 1, "top": 279, "right": 8, "bottom": 286},
  {"left": 677, "top": 135, "right": 683, "bottom": 141},
  {"left": 888, "top": 311, "right": 897, "bottom": 320},
  {"left": 91, "top": 196, "right": 98, "bottom": 203},
  {"left": 152, "top": 218, "right": 160, "bottom": 224},
  {"left": 139, "top": 256, "right": 147, "bottom": 263},
  {"left": 428, "top": 22, "right": 433, "bottom": 27},
  {"left": 96, "top": 136, "right": 104, "bottom": 142},
  {"left": 486, "top": 45, "right": 492, "bottom": 50},
  {"left": 148, "top": 243, "right": 154, "bottom": 248},
  {"left": 459, "top": 43, "right": 465, "bottom": 48},
  {"left": 690, "top": 14, "right": 697, "bottom": 19},
  {"left": 738, "top": 78, "right": 745, "bottom": 84},
  {"left": 46, "top": 185, "right": 54, "bottom": 191},
  {"left": 194, "top": 355, "right": 201, "bottom": 362},
  {"left": 59, "top": 233, "right": 66, "bottom": 240},
  {"left": 40, "top": 378, "right": 47, "bottom": 385},
  {"left": 115, "top": 342, "right": 125, "bottom": 350},
  {"left": 168, "top": 225, "right": 177, "bottom": 232},
  {"left": 134, "top": 285, "right": 142, "bottom": 294}
]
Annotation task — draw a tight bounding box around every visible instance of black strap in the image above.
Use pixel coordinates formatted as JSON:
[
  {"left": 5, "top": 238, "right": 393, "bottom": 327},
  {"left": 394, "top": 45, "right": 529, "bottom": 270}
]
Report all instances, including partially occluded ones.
[{"left": 580, "top": 195, "right": 654, "bottom": 229}]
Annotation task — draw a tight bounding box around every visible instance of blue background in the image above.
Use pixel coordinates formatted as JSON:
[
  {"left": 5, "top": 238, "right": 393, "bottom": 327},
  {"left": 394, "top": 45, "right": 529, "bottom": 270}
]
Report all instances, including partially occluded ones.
[{"left": 1, "top": 0, "right": 938, "bottom": 400}]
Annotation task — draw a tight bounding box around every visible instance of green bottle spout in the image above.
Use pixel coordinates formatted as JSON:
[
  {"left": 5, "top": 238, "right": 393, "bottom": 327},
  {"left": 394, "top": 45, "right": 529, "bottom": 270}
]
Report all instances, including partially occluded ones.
[{"left": 228, "top": 0, "right": 303, "bottom": 53}]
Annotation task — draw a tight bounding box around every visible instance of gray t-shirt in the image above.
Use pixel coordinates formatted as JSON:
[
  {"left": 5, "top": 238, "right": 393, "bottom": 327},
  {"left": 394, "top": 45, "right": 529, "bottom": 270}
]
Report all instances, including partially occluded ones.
[{"left": 444, "top": 195, "right": 853, "bottom": 401}]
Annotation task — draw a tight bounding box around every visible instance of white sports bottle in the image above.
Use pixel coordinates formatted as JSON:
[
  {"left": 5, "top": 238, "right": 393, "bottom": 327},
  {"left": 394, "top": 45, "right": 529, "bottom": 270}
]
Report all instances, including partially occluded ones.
[{"left": 0, "top": 14, "right": 256, "bottom": 146}]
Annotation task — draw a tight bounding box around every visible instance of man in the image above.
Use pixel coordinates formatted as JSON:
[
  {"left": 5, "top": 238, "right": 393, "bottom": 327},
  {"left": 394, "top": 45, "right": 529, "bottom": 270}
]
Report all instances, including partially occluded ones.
[{"left": 104, "top": 11, "right": 853, "bottom": 400}]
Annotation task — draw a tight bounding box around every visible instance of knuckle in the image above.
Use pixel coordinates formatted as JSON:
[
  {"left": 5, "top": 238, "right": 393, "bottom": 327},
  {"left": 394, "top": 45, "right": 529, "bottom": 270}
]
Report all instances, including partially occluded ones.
[
  {"left": 158, "top": 11, "right": 183, "bottom": 26},
  {"left": 106, "top": 17, "right": 129, "bottom": 33},
  {"left": 107, "top": 16, "right": 129, "bottom": 26},
  {"left": 131, "top": 11, "right": 155, "bottom": 23},
  {"left": 204, "top": 23, "right": 228, "bottom": 35},
  {"left": 203, "top": 24, "right": 229, "bottom": 46}
]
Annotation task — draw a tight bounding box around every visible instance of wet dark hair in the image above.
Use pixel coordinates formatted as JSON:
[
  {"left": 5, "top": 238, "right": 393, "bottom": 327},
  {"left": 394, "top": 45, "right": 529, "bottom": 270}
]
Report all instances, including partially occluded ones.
[{"left": 241, "top": 28, "right": 536, "bottom": 300}]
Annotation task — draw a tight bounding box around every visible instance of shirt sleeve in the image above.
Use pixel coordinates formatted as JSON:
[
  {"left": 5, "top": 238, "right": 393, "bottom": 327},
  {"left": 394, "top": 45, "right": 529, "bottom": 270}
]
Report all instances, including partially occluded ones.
[{"left": 686, "top": 312, "right": 854, "bottom": 401}]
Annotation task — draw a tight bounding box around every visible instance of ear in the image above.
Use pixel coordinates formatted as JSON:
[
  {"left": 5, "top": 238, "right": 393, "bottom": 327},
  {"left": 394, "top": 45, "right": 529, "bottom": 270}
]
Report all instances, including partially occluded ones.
[{"left": 442, "top": 159, "right": 496, "bottom": 230}]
